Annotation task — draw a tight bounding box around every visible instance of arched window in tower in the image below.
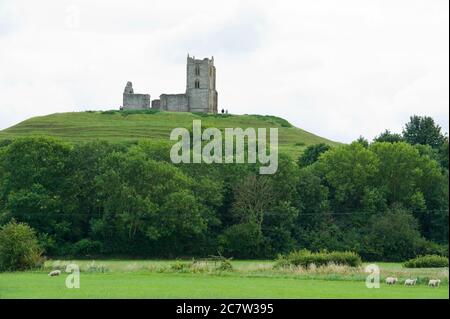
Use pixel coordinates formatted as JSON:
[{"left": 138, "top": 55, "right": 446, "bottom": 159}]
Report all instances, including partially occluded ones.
[
  {"left": 195, "top": 65, "right": 200, "bottom": 76},
  {"left": 195, "top": 80, "right": 200, "bottom": 88}
]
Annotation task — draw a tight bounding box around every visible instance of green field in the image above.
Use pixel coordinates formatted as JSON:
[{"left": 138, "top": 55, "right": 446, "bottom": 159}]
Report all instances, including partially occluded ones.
[
  {"left": 0, "top": 111, "right": 340, "bottom": 158},
  {"left": 0, "top": 260, "right": 447, "bottom": 299}
]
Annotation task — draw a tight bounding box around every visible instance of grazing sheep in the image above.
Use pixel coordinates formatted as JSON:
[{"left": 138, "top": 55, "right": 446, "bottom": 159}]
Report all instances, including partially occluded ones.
[
  {"left": 48, "top": 270, "right": 61, "bottom": 277},
  {"left": 404, "top": 279, "right": 417, "bottom": 286},
  {"left": 428, "top": 279, "right": 441, "bottom": 287},
  {"left": 385, "top": 277, "right": 398, "bottom": 285}
]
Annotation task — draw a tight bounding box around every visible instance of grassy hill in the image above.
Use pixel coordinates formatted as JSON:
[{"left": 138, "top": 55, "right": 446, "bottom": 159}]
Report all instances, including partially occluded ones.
[{"left": 0, "top": 110, "right": 340, "bottom": 158}]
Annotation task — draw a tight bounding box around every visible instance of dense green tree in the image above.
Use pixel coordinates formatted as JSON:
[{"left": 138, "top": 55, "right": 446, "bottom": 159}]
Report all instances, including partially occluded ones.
[
  {"left": 158, "top": 190, "right": 207, "bottom": 238},
  {"left": 232, "top": 175, "right": 273, "bottom": 227},
  {"left": 315, "top": 142, "right": 379, "bottom": 211},
  {"left": 259, "top": 155, "right": 299, "bottom": 257},
  {"left": 403, "top": 115, "right": 446, "bottom": 149},
  {"left": 370, "top": 142, "right": 424, "bottom": 205},
  {"left": 262, "top": 201, "right": 298, "bottom": 257},
  {"left": 298, "top": 143, "right": 331, "bottom": 167},
  {"left": 370, "top": 142, "right": 447, "bottom": 240},
  {"left": 93, "top": 149, "right": 197, "bottom": 255},
  {"left": 67, "top": 141, "right": 125, "bottom": 242},
  {"left": 438, "top": 137, "right": 449, "bottom": 170},
  {"left": 0, "top": 139, "right": 12, "bottom": 148},
  {"left": 354, "top": 136, "right": 369, "bottom": 148},
  {"left": 295, "top": 167, "right": 329, "bottom": 229},
  {"left": 0, "top": 137, "right": 72, "bottom": 193},
  {"left": 271, "top": 154, "right": 299, "bottom": 203},
  {"left": 0, "top": 138, "right": 78, "bottom": 250},
  {"left": 373, "top": 130, "right": 404, "bottom": 143},
  {"left": 219, "top": 222, "right": 262, "bottom": 258},
  {"left": 362, "top": 206, "right": 427, "bottom": 261}
]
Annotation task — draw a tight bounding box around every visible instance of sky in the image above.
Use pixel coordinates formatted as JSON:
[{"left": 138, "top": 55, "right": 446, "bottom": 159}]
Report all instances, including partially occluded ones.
[{"left": 0, "top": 0, "right": 448, "bottom": 143}]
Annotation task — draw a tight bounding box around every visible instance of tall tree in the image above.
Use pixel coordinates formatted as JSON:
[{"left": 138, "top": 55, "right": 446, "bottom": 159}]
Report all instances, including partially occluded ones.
[
  {"left": 403, "top": 115, "right": 446, "bottom": 149},
  {"left": 232, "top": 175, "right": 273, "bottom": 228},
  {"left": 315, "top": 142, "right": 379, "bottom": 211}
]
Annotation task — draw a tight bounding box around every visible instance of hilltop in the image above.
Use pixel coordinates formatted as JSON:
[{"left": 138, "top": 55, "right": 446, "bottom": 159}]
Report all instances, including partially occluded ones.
[{"left": 0, "top": 110, "right": 340, "bottom": 158}]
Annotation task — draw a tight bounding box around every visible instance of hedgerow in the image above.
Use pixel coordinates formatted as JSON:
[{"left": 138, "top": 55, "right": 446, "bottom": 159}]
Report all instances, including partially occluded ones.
[
  {"left": 403, "top": 255, "right": 449, "bottom": 268},
  {"left": 275, "top": 250, "right": 362, "bottom": 268}
]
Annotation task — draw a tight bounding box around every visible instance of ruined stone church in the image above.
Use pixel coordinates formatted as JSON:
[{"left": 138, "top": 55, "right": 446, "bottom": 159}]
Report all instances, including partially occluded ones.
[{"left": 122, "top": 55, "right": 218, "bottom": 113}]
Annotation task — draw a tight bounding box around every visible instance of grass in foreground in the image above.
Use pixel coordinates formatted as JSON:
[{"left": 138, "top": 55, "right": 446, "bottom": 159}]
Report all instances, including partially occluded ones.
[
  {"left": 0, "top": 272, "right": 447, "bottom": 299},
  {"left": 0, "top": 260, "right": 447, "bottom": 299}
]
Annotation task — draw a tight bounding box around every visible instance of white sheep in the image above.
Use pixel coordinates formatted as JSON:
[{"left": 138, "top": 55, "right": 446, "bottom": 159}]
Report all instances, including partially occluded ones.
[
  {"left": 404, "top": 278, "right": 417, "bottom": 286},
  {"left": 428, "top": 279, "right": 441, "bottom": 287},
  {"left": 385, "top": 277, "right": 398, "bottom": 285},
  {"left": 48, "top": 270, "right": 61, "bottom": 277}
]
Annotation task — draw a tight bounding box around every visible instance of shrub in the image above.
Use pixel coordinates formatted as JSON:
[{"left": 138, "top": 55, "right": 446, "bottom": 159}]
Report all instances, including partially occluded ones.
[
  {"left": 403, "top": 255, "right": 449, "bottom": 268},
  {"left": 170, "top": 261, "right": 190, "bottom": 272},
  {"left": 0, "top": 220, "right": 43, "bottom": 271},
  {"left": 216, "top": 259, "right": 233, "bottom": 272},
  {"left": 276, "top": 249, "right": 362, "bottom": 268},
  {"left": 273, "top": 255, "right": 292, "bottom": 269}
]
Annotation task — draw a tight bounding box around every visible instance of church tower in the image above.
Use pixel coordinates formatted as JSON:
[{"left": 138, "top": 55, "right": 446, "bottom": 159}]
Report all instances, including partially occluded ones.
[{"left": 186, "top": 55, "right": 218, "bottom": 113}]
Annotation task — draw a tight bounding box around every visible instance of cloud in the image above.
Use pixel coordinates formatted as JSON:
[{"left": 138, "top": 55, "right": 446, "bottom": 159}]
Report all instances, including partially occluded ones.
[
  {"left": 165, "top": 6, "right": 266, "bottom": 58},
  {"left": 0, "top": 0, "right": 448, "bottom": 142}
]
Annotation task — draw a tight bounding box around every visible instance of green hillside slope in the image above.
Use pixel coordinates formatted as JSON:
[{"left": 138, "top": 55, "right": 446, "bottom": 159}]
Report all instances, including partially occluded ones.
[{"left": 0, "top": 110, "right": 340, "bottom": 158}]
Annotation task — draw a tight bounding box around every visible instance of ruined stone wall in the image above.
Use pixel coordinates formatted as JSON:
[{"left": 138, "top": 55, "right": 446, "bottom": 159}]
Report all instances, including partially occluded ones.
[
  {"left": 160, "top": 94, "right": 188, "bottom": 112},
  {"left": 123, "top": 93, "right": 150, "bottom": 109},
  {"left": 122, "top": 81, "right": 150, "bottom": 109}
]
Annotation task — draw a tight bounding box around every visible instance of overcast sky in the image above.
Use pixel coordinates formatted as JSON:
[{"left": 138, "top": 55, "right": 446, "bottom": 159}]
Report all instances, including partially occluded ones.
[{"left": 0, "top": 0, "right": 448, "bottom": 142}]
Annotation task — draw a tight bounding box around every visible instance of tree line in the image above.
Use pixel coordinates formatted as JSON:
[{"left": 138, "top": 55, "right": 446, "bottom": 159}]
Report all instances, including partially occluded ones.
[{"left": 0, "top": 115, "right": 448, "bottom": 261}]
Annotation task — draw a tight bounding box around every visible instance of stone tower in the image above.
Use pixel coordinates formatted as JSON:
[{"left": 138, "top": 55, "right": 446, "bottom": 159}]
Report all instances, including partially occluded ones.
[{"left": 186, "top": 55, "right": 218, "bottom": 113}]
